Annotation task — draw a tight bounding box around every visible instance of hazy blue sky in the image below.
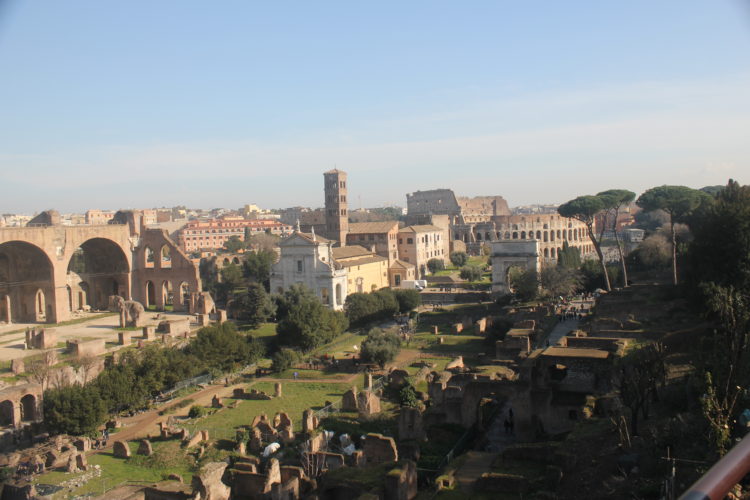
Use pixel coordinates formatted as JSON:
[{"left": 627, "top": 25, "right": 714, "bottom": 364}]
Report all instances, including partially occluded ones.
[{"left": 1, "top": 1, "right": 749, "bottom": 213}]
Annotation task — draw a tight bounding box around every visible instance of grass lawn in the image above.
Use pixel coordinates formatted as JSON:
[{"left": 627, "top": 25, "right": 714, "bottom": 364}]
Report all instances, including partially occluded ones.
[
  {"left": 243, "top": 322, "right": 277, "bottom": 339},
  {"left": 412, "top": 333, "right": 487, "bottom": 355},
  {"left": 184, "top": 381, "right": 350, "bottom": 437},
  {"left": 415, "top": 357, "right": 452, "bottom": 372},
  {"left": 273, "top": 368, "right": 351, "bottom": 380},
  {"left": 36, "top": 440, "right": 195, "bottom": 499},
  {"left": 313, "top": 332, "right": 367, "bottom": 358}
]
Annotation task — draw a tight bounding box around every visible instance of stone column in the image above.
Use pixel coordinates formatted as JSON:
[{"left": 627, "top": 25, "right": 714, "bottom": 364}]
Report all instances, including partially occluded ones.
[
  {"left": 1, "top": 295, "right": 10, "bottom": 323},
  {"left": 12, "top": 402, "right": 21, "bottom": 429},
  {"left": 275, "top": 383, "right": 282, "bottom": 398}
]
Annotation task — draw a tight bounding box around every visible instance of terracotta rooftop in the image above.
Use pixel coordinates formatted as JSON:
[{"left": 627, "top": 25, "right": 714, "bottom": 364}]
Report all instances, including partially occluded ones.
[
  {"left": 348, "top": 221, "right": 399, "bottom": 234},
  {"left": 336, "top": 255, "right": 388, "bottom": 267},
  {"left": 399, "top": 224, "right": 443, "bottom": 233},
  {"left": 332, "top": 245, "right": 373, "bottom": 259},
  {"left": 390, "top": 259, "right": 416, "bottom": 270},
  {"left": 283, "top": 232, "right": 331, "bottom": 245}
]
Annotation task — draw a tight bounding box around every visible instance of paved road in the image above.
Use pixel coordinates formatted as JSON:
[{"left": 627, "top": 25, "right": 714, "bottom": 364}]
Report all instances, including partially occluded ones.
[
  {"left": 546, "top": 318, "right": 581, "bottom": 346},
  {"left": 455, "top": 451, "right": 498, "bottom": 491}
]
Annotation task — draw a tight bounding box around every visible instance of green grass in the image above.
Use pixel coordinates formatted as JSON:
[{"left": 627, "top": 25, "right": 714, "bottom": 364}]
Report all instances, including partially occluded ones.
[
  {"left": 243, "top": 322, "right": 277, "bottom": 338},
  {"left": 184, "top": 381, "right": 350, "bottom": 435},
  {"left": 412, "top": 333, "right": 486, "bottom": 355},
  {"left": 273, "top": 368, "right": 350, "bottom": 380},
  {"left": 414, "top": 357, "right": 452, "bottom": 372},
  {"left": 35, "top": 440, "right": 194, "bottom": 499},
  {"left": 321, "top": 412, "right": 399, "bottom": 440},
  {"left": 313, "top": 332, "right": 367, "bottom": 357}
]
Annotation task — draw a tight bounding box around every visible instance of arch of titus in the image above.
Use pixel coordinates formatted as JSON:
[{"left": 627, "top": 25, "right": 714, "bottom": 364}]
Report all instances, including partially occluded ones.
[
  {"left": 490, "top": 240, "right": 541, "bottom": 295},
  {"left": 0, "top": 210, "right": 202, "bottom": 325}
]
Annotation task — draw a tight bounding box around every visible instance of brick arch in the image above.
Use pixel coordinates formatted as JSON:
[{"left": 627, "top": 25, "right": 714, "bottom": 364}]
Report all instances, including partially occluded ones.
[
  {"left": 0, "top": 383, "right": 43, "bottom": 428},
  {"left": 0, "top": 240, "right": 55, "bottom": 323},
  {"left": 67, "top": 237, "right": 131, "bottom": 309},
  {"left": 0, "top": 399, "right": 13, "bottom": 427}
]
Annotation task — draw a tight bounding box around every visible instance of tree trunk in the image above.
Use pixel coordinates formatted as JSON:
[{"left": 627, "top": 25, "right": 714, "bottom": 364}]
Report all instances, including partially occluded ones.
[
  {"left": 630, "top": 407, "right": 639, "bottom": 436},
  {"left": 612, "top": 215, "right": 628, "bottom": 287},
  {"left": 670, "top": 218, "right": 678, "bottom": 285},
  {"left": 588, "top": 225, "right": 611, "bottom": 291}
]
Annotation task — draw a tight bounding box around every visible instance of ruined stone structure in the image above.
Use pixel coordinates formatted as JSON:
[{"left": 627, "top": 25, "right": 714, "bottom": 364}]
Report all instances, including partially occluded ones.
[
  {"left": 0, "top": 210, "right": 202, "bottom": 324},
  {"left": 486, "top": 213, "right": 593, "bottom": 262},
  {"left": 425, "top": 342, "right": 618, "bottom": 438},
  {"left": 405, "top": 189, "right": 592, "bottom": 258},
  {"left": 490, "top": 240, "right": 541, "bottom": 295},
  {"left": 406, "top": 189, "right": 510, "bottom": 254},
  {"left": 489, "top": 215, "right": 595, "bottom": 294},
  {"left": 0, "top": 383, "right": 42, "bottom": 429},
  {"left": 323, "top": 169, "right": 348, "bottom": 245}
]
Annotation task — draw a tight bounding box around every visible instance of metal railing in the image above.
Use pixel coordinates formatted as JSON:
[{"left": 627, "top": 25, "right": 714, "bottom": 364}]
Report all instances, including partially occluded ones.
[
  {"left": 679, "top": 433, "right": 750, "bottom": 500},
  {"left": 162, "top": 373, "right": 212, "bottom": 397}
]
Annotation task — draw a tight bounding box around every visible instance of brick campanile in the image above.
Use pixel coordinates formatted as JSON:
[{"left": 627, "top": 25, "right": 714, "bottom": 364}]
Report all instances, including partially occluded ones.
[{"left": 323, "top": 169, "right": 348, "bottom": 246}]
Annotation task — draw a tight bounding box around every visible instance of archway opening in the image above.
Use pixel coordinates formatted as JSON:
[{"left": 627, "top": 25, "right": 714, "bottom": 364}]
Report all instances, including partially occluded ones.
[
  {"left": 162, "top": 281, "right": 174, "bottom": 308},
  {"left": 161, "top": 245, "right": 172, "bottom": 269},
  {"left": 145, "top": 281, "right": 156, "bottom": 308},
  {"left": 179, "top": 282, "right": 190, "bottom": 307},
  {"left": 0, "top": 241, "right": 54, "bottom": 323},
  {"left": 20, "top": 394, "right": 36, "bottom": 422},
  {"left": 67, "top": 238, "right": 130, "bottom": 310},
  {"left": 145, "top": 246, "right": 155, "bottom": 268},
  {"left": 0, "top": 294, "right": 9, "bottom": 323},
  {"left": 0, "top": 399, "right": 13, "bottom": 426}
]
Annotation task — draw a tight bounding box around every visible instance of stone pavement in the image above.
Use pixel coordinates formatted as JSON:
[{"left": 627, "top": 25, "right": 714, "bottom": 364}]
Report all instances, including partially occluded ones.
[
  {"left": 0, "top": 311, "right": 192, "bottom": 362},
  {"left": 546, "top": 317, "right": 580, "bottom": 347},
  {"left": 455, "top": 451, "right": 498, "bottom": 491}
]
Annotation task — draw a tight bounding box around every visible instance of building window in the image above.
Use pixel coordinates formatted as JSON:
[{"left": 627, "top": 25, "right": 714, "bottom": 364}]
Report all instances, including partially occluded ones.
[
  {"left": 297, "top": 260, "right": 303, "bottom": 272},
  {"left": 407, "top": 238, "right": 413, "bottom": 244}
]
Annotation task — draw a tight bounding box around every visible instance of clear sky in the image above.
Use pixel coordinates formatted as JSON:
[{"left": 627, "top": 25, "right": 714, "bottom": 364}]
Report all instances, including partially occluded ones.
[{"left": 1, "top": 1, "right": 749, "bottom": 213}]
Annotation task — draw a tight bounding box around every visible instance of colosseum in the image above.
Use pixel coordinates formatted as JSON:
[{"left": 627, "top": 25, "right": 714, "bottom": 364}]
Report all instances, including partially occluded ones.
[{"left": 464, "top": 214, "right": 594, "bottom": 263}]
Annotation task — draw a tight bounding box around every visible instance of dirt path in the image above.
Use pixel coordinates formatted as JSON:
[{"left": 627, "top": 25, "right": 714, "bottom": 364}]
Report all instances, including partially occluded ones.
[
  {"left": 91, "top": 378, "right": 255, "bottom": 454},
  {"left": 91, "top": 349, "right": 429, "bottom": 455}
]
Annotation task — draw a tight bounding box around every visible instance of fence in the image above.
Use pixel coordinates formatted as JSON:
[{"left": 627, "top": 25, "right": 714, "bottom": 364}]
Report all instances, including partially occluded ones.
[{"left": 162, "top": 373, "right": 212, "bottom": 397}]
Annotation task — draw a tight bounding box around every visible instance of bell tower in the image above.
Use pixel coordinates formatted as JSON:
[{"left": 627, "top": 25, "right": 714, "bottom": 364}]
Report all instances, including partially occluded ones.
[{"left": 323, "top": 169, "right": 348, "bottom": 246}]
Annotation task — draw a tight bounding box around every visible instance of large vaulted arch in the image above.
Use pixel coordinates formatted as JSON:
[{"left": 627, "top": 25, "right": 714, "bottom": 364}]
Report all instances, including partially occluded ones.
[
  {"left": 0, "top": 241, "right": 54, "bottom": 323},
  {"left": 66, "top": 238, "right": 131, "bottom": 310}
]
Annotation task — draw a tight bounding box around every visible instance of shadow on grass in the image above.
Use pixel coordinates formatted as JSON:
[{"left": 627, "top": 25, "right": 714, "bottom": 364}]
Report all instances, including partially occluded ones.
[{"left": 215, "top": 439, "right": 235, "bottom": 451}]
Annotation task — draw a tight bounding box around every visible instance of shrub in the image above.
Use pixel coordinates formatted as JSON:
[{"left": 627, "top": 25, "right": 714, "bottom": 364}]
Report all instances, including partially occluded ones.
[
  {"left": 399, "top": 384, "right": 419, "bottom": 408},
  {"left": 459, "top": 265, "right": 484, "bottom": 282},
  {"left": 427, "top": 258, "right": 445, "bottom": 274},
  {"left": 43, "top": 385, "right": 106, "bottom": 436},
  {"left": 449, "top": 251, "right": 469, "bottom": 267},
  {"left": 393, "top": 289, "right": 421, "bottom": 312},
  {"left": 360, "top": 328, "right": 401, "bottom": 368},
  {"left": 345, "top": 289, "right": 399, "bottom": 326},
  {"left": 188, "top": 405, "right": 208, "bottom": 419},
  {"left": 272, "top": 348, "right": 301, "bottom": 372}
]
